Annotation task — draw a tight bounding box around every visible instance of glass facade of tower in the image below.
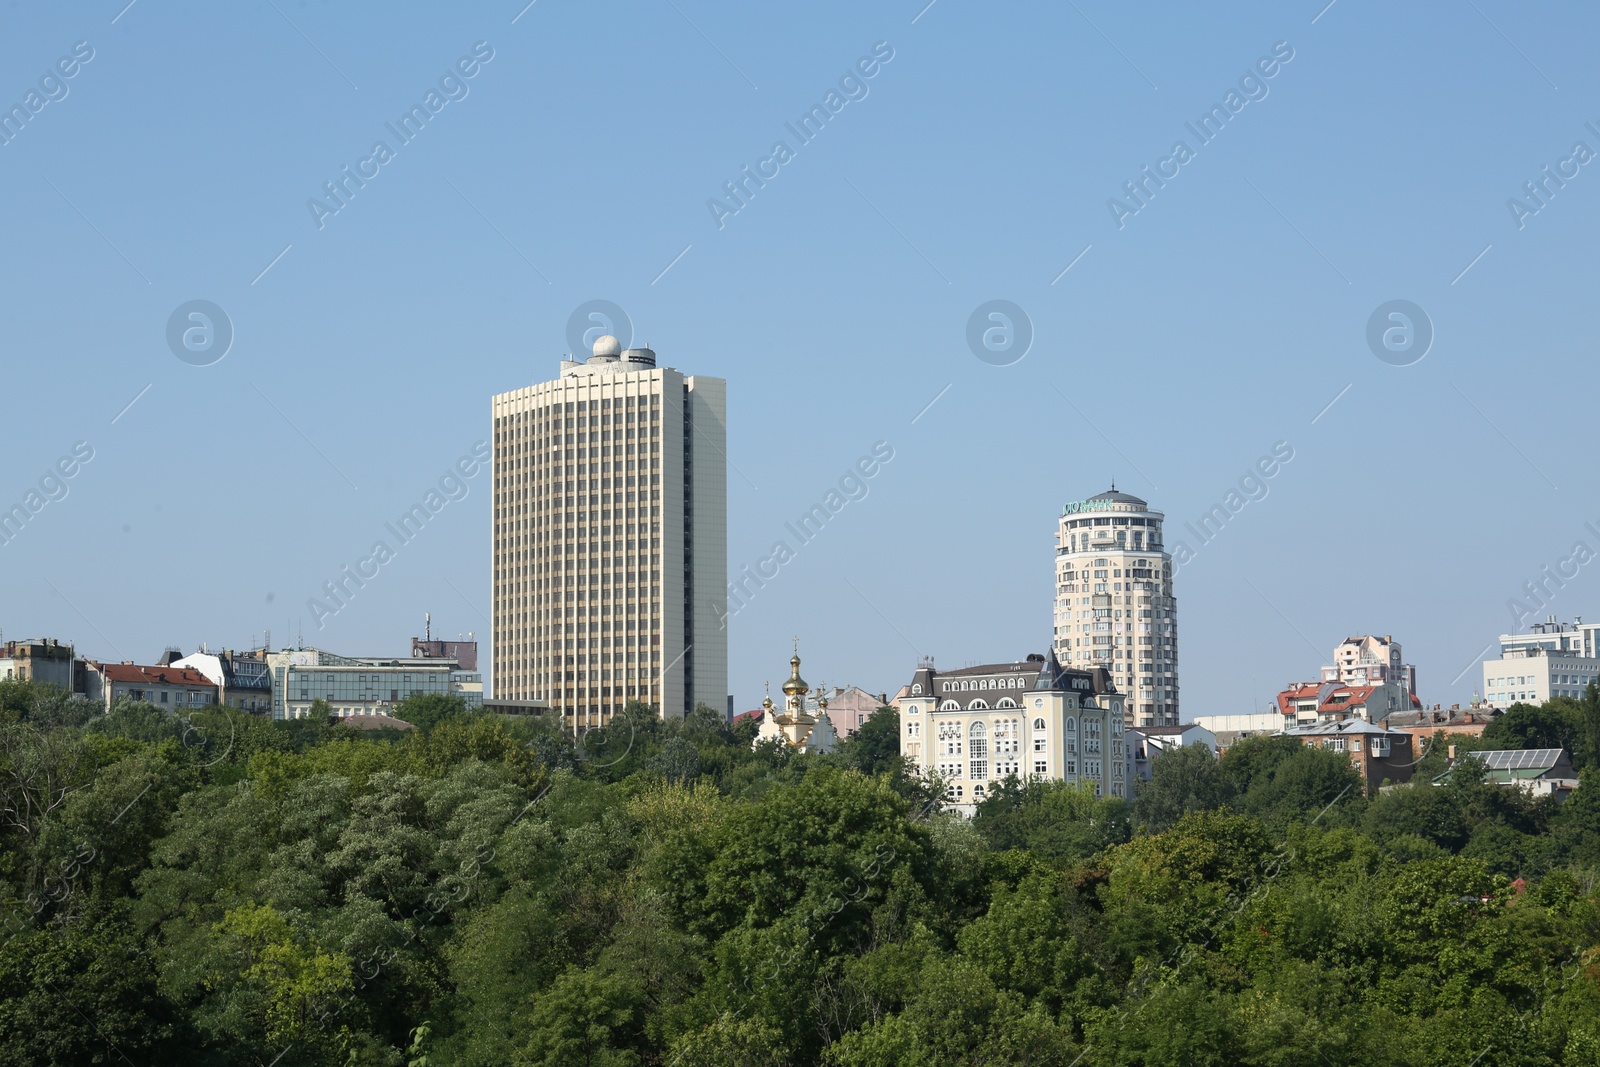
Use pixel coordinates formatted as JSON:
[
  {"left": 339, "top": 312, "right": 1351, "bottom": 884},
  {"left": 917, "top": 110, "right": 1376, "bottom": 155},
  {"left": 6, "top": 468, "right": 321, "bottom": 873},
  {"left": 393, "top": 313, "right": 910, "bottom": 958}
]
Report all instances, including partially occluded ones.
[{"left": 1051, "top": 491, "right": 1178, "bottom": 727}]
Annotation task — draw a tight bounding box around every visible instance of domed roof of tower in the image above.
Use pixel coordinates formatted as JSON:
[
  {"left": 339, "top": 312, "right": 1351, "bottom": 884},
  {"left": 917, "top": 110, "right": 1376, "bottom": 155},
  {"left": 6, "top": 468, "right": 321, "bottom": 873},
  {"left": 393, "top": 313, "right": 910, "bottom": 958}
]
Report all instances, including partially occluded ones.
[
  {"left": 591, "top": 334, "right": 622, "bottom": 358},
  {"left": 1086, "top": 486, "right": 1148, "bottom": 507}
]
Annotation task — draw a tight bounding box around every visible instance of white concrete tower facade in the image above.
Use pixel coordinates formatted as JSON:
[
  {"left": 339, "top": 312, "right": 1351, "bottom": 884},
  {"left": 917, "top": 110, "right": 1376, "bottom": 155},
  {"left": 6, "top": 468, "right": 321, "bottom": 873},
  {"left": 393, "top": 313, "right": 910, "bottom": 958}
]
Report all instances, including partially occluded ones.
[
  {"left": 492, "top": 337, "right": 727, "bottom": 729},
  {"left": 1052, "top": 489, "right": 1178, "bottom": 728}
]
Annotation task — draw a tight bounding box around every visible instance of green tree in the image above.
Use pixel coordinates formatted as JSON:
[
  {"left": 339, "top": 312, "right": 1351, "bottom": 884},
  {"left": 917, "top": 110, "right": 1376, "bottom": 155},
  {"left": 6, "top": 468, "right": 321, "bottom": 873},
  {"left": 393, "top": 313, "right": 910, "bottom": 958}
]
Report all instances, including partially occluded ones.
[
  {"left": 1132, "top": 742, "right": 1232, "bottom": 832},
  {"left": 1483, "top": 699, "right": 1580, "bottom": 753},
  {"left": 833, "top": 707, "right": 902, "bottom": 778},
  {"left": 1236, "top": 742, "right": 1366, "bottom": 831},
  {"left": 518, "top": 967, "right": 643, "bottom": 1067},
  {"left": 393, "top": 693, "right": 469, "bottom": 732},
  {"left": 0, "top": 913, "right": 181, "bottom": 1066},
  {"left": 974, "top": 778, "right": 1131, "bottom": 864}
]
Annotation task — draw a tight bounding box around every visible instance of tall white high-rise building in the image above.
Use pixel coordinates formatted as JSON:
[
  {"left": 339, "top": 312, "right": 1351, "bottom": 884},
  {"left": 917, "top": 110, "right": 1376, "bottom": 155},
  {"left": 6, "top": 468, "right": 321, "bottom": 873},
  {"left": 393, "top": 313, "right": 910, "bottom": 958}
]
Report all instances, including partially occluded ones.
[
  {"left": 1052, "top": 488, "right": 1178, "bottom": 727},
  {"left": 491, "top": 336, "right": 727, "bottom": 728}
]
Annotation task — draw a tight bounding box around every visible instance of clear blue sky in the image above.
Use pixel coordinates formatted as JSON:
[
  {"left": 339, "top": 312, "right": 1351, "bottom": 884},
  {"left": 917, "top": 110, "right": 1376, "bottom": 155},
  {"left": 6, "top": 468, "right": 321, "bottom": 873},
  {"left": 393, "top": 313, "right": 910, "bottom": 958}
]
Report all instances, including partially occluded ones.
[{"left": 3, "top": 0, "right": 1596, "bottom": 717}]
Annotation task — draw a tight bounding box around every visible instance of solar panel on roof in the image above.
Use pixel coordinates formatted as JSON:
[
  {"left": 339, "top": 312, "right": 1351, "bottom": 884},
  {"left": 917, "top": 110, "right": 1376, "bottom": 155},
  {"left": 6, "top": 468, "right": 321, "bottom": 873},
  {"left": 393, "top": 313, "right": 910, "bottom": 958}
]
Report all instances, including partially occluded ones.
[{"left": 1478, "top": 749, "right": 1560, "bottom": 770}]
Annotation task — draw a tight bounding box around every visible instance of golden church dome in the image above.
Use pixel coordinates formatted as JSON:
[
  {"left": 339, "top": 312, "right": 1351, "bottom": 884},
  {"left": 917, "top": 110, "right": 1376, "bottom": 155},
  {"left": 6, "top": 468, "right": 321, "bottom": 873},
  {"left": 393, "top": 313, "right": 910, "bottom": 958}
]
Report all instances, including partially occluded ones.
[{"left": 781, "top": 653, "right": 808, "bottom": 696}]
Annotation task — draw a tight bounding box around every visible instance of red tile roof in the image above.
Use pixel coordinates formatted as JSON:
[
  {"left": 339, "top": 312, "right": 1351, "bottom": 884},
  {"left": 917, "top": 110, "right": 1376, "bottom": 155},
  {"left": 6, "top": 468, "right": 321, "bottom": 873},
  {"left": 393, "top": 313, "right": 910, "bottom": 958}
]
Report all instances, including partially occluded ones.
[
  {"left": 1276, "top": 682, "right": 1325, "bottom": 717},
  {"left": 1277, "top": 680, "right": 1422, "bottom": 719},
  {"left": 95, "top": 662, "right": 216, "bottom": 688}
]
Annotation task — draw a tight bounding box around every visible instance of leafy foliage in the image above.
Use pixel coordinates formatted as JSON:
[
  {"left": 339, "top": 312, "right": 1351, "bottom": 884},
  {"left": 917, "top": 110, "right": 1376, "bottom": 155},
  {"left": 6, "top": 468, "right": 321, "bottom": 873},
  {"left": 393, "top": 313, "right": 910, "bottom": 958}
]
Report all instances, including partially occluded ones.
[{"left": 0, "top": 677, "right": 1596, "bottom": 1065}]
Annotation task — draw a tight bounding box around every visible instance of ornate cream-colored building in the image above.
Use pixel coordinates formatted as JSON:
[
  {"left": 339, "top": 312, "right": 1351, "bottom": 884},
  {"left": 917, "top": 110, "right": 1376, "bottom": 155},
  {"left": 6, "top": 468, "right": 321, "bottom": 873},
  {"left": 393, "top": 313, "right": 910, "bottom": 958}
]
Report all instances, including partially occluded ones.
[
  {"left": 896, "top": 650, "right": 1126, "bottom": 816},
  {"left": 754, "top": 650, "right": 837, "bottom": 755}
]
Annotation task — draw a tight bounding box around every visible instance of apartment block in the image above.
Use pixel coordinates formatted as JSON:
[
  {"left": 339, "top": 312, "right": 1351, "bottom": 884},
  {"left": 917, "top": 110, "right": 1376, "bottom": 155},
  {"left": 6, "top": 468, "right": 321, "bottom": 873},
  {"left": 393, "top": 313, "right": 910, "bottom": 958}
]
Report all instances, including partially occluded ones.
[{"left": 1052, "top": 488, "right": 1178, "bottom": 726}]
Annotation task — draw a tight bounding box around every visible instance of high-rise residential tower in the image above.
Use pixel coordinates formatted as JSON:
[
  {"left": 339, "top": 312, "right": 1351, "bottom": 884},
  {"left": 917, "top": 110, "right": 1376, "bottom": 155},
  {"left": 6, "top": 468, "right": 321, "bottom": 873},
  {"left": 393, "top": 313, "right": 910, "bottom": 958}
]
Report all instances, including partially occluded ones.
[
  {"left": 491, "top": 336, "right": 727, "bottom": 728},
  {"left": 1052, "top": 488, "right": 1178, "bottom": 727}
]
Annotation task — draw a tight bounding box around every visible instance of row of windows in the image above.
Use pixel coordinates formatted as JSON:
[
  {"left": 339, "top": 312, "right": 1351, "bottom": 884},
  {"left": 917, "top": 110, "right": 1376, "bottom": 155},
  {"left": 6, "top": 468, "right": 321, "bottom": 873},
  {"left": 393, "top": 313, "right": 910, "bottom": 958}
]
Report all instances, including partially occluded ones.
[
  {"left": 1063, "top": 518, "right": 1159, "bottom": 529},
  {"left": 921, "top": 675, "right": 1031, "bottom": 694},
  {"left": 934, "top": 697, "right": 1020, "bottom": 711},
  {"left": 119, "top": 688, "right": 213, "bottom": 707}
]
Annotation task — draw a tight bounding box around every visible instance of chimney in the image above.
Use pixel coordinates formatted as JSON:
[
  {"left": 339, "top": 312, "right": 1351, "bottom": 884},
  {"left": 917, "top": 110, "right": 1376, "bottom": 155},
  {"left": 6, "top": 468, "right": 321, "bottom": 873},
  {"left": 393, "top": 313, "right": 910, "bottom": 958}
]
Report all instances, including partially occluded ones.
[{"left": 1448, "top": 744, "right": 1458, "bottom": 761}]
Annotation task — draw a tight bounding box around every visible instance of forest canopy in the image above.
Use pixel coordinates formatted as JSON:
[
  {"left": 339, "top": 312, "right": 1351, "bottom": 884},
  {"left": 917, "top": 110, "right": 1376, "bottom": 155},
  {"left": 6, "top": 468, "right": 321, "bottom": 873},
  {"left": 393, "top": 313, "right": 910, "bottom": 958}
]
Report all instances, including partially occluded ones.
[{"left": 0, "top": 678, "right": 1597, "bottom": 1066}]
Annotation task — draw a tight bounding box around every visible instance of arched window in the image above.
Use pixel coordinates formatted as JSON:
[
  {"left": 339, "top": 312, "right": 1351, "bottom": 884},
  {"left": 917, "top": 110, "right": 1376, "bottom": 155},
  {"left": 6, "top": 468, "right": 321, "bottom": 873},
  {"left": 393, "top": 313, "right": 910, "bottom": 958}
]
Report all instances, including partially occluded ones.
[
  {"left": 970, "top": 699, "right": 988, "bottom": 710},
  {"left": 907, "top": 704, "right": 920, "bottom": 715},
  {"left": 1033, "top": 718, "right": 1046, "bottom": 732},
  {"left": 940, "top": 700, "right": 959, "bottom": 711},
  {"left": 968, "top": 720, "right": 987, "bottom": 739},
  {"left": 912, "top": 684, "right": 923, "bottom": 695},
  {"left": 996, "top": 697, "right": 1017, "bottom": 709},
  {"left": 1065, "top": 717, "right": 1077, "bottom": 732}
]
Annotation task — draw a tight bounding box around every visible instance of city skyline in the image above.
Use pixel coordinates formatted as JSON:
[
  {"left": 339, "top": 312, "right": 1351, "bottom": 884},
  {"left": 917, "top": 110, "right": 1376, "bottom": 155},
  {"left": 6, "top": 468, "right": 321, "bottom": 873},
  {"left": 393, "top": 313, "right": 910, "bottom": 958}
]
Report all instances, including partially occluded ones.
[{"left": 3, "top": 2, "right": 1596, "bottom": 720}]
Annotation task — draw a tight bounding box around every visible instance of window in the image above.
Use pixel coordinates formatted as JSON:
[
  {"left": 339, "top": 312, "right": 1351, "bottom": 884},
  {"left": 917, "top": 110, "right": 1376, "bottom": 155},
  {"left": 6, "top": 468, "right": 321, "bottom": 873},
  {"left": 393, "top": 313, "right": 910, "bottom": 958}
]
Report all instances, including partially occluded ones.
[
  {"left": 1034, "top": 759, "right": 1049, "bottom": 775},
  {"left": 970, "top": 699, "right": 988, "bottom": 710},
  {"left": 940, "top": 700, "right": 960, "bottom": 711},
  {"left": 1065, "top": 717, "right": 1076, "bottom": 732},
  {"left": 1033, "top": 718, "right": 1046, "bottom": 731},
  {"left": 907, "top": 704, "right": 920, "bottom": 715}
]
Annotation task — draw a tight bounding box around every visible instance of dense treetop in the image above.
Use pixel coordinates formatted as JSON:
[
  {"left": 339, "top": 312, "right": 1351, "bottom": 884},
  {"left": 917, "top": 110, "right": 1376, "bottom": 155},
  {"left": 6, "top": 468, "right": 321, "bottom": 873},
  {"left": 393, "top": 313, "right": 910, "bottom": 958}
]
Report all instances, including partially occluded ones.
[{"left": 0, "top": 677, "right": 1597, "bottom": 1066}]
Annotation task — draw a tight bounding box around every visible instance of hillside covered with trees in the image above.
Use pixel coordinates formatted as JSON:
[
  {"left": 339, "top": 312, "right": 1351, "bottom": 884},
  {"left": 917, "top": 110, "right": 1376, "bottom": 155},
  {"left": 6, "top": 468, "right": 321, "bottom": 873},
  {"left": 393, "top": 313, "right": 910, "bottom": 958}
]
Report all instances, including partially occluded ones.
[{"left": 1, "top": 677, "right": 1598, "bottom": 1066}]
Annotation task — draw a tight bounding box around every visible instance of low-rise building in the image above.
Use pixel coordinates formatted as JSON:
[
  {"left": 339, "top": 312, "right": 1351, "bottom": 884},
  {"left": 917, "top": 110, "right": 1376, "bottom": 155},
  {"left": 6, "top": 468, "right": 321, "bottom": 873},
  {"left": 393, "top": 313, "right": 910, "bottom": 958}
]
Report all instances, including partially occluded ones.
[
  {"left": 80, "top": 661, "right": 218, "bottom": 714},
  {"left": 1276, "top": 680, "right": 1417, "bottom": 727},
  {"left": 1434, "top": 748, "right": 1579, "bottom": 800},
  {"left": 264, "top": 646, "right": 483, "bottom": 720},
  {"left": 1191, "top": 710, "right": 1284, "bottom": 738},
  {"left": 0, "top": 638, "right": 74, "bottom": 689},
  {"left": 896, "top": 650, "right": 1126, "bottom": 816},
  {"left": 1385, "top": 704, "right": 1497, "bottom": 749},
  {"left": 1128, "top": 723, "right": 1218, "bottom": 780},
  {"left": 172, "top": 649, "right": 273, "bottom": 715},
  {"left": 1282, "top": 719, "right": 1415, "bottom": 794},
  {"left": 808, "top": 685, "right": 886, "bottom": 737}
]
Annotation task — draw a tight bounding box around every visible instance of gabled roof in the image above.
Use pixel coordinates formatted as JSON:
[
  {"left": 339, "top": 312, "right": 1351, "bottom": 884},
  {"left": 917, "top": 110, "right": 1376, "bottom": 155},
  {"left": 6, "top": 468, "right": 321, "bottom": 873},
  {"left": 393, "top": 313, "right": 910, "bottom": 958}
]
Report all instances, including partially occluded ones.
[{"left": 1277, "top": 682, "right": 1329, "bottom": 716}]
